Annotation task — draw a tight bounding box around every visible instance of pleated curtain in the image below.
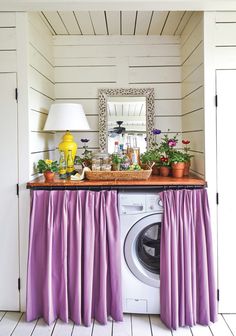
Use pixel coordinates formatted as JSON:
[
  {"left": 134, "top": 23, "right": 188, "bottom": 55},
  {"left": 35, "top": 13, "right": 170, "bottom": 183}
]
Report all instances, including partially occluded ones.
[
  {"left": 26, "top": 190, "right": 123, "bottom": 326},
  {"left": 160, "top": 189, "right": 217, "bottom": 330}
]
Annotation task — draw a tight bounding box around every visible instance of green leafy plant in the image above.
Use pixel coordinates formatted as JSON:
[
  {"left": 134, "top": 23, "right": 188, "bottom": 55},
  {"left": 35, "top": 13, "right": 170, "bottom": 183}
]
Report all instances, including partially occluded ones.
[
  {"left": 159, "top": 156, "right": 171, "bottom": 167},
  {"left": 140, "top": 149, "right": 161, "bottom": 168},
  {"left": 182, "top": 139, "right": 194, "bottom": 162},
  {"left": 37, "top": 159, "right": 58, "bottom": 173},
  {"left": 169, "top": 150, "right": 186, "bottom": 163},
  {"left": 112, "top": 154, "right": 124, "bottom": 164}
]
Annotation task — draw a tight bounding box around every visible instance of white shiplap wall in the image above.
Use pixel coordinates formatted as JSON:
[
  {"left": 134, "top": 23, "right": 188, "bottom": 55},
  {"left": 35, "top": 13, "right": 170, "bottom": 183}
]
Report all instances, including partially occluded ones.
[
  {"left": 181, "top": 12, "right": 204, "bottom": 177},
  {"left": 0, "top": 13, "right": 17, "bottom": 73},
  {"left": 28, "top": 12, "right": 55, "bottom": 176},
  {"left": 53, "top": 35, "right": 182, "bottom": 152}
]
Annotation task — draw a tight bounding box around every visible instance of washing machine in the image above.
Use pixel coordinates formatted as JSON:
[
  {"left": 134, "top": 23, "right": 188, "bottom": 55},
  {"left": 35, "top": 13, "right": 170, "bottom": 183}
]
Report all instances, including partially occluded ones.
[{"left": 118, "top": 191, "right": 163, "bottom": 314}]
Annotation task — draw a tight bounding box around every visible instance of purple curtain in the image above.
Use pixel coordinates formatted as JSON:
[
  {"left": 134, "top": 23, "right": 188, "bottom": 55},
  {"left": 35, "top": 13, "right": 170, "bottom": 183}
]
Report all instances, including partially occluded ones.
[
  {"left": 160, "top": 189, "right": 217, "bottom": 330},
  {"left": 26, "top": 190, "right": 123, "bottom": 326}
]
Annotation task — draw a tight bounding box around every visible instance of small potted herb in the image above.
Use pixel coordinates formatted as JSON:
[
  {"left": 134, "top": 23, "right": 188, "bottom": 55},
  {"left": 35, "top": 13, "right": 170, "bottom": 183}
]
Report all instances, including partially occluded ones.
[
  {"left": 37, "top": 159, "right": 58, "bottom": 182},
  {"left": 169, "top": 150, "right": 186, "bottom": 178}
]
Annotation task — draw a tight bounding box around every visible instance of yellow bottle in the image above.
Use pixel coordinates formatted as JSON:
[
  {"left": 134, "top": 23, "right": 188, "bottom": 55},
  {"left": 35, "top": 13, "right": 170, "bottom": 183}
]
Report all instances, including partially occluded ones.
[{"left": 67, "top": 150, "right": 74, "bottom": 174}]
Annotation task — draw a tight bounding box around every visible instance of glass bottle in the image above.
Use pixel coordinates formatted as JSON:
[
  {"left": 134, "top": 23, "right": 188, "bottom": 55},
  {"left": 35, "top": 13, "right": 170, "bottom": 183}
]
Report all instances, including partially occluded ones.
[
  {"left": 67, "top": 149, "right": 74, "bottom": 175},
  {"left": 59, "top": 151, "right": 67, "bottom": 179},
  {"left": 132, "top": 135, "right": 140, "bottom": 165}
]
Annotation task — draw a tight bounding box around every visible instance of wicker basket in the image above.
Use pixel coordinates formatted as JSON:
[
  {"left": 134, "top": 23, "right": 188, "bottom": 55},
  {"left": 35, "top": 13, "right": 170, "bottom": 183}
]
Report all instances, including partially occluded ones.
[{"left": 85, "top": 169, "right": 152, "bottom": 181}]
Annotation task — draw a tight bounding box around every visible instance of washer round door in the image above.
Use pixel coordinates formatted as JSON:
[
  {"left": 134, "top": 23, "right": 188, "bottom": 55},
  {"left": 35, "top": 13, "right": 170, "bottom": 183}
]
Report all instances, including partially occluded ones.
[{"left": 124, "top": 213, "right": 162, "bottom": 288}]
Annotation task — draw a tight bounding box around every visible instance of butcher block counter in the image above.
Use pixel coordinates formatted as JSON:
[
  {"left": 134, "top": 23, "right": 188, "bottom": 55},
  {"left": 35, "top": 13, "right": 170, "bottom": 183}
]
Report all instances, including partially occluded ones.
[{"left": 27, "top": 174, "right": 206, "bottom": 190}]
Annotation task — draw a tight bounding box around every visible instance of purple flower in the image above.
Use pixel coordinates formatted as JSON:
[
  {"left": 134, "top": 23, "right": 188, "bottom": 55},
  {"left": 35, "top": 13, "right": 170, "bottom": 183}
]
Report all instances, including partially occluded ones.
[
  {"left": 81, "top": 138, "right": 89, "bottom": 143},
  {"left": 152, "top": 129, "right": 161, "bottom": 135},
  {"left": 144, "top": 137, "right": 147, "bottom": 141},
  {"left": 168, "top": 139, "right": 177, "bottom": 147}
]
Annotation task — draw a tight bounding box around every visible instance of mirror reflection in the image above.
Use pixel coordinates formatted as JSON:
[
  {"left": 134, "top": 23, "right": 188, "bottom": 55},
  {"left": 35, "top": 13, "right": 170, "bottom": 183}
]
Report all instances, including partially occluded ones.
[
  {"left": 107, "top": 96, "right": 146, "bottom": 154},
  {"left": 98, "top": 88, "right": 154, "bottom": 154}
]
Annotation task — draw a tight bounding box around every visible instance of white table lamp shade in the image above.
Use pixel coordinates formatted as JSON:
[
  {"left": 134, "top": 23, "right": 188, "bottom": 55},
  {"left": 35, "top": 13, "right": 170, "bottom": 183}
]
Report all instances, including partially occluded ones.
[{"left": 44, "top": 103, "right": 90, "bottom": 131}]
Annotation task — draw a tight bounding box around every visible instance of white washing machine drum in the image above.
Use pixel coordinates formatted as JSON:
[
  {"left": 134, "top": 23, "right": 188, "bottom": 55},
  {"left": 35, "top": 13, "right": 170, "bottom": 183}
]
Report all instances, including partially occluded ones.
[{"left": 124, "top": 213, "right": 162, "bottom": 288}]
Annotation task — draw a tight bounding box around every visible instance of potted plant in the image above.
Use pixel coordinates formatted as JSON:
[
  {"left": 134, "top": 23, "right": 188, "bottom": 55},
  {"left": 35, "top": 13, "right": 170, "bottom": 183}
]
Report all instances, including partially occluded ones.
[
  {"left": 140, "top": 149, "right": 161, "bottom": 175},
  {"left": 111, "top": 153, "right": 123, "bottom": 171},
  {"left": 37, "top": 159, "right": 58, "bottom": 182},
  {"left": 159, "top": 156, "right": 171, "bottom": 177},
  {"left": 76, "top": 138, "right": 93, "bottom": 169},
  {"left": 182, "top": 139, "right": 194, "bottom": 176},
  {"left": 169, "top": 150, "right": 186, "bottom": 178}
]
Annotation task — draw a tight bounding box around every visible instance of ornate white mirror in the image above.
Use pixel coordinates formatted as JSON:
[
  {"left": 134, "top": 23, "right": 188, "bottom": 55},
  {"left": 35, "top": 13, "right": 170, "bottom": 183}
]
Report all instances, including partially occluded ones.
[{"left": 98, "top": 88, "right": 155, "bottom": 154}]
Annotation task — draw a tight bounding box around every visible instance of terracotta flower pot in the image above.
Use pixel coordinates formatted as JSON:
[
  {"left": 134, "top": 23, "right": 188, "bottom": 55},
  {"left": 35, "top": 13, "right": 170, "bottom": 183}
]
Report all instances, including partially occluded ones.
[
  {"left": 159, "top": 166, "right": 170, "bottom": 177},
  {"left": 152, "top": 164, "right": 160, "bottom": 175},
  {"left": 171, "top": 162, "right": 185, "bottom": 178},
  {"left": 183, "top": 161, "right": 191, "bottom": 176},
  {"left": 44, "top": 171, "right": 55, "bottom": 182}
]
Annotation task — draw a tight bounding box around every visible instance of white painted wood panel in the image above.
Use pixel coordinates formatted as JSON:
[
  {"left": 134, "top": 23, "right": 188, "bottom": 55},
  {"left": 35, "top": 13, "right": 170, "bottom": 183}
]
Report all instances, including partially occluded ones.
[
  {"left": 29, "top": 67, "right": 54, "bottom": 99},
  {"left": 72, "top": 321, "right": 94, "bottom": 336},
  {"left": 52, "top": 319, "right": 74, "bottom": 336},
  {"left": 29, "top": 12, "right": 54, "bottom": 36},
  {"left": 30, "top": 110, "right": 47, "bottom": 131},
  {"left": 55, "top": 66, "right": 116, "bottom": 83},
  {"left": 182, "top": 87, "right": 204, "bottom": 113},
  {"left": 135, "top": 11, "right": 152, "bottom": 35},
  {"left": 55, "top": 57, "right": 116, "bottom": 66},
  {"left": 106, "top": 11, "right": 120, "bottom": 35},
  {"left": 181, "top": 20, "right": 203, "bottom": 63},
  {"left": 182, "top": 108, "right": 204, "bottom": 131},
  {"left": 55, "top": 83, "right": 181, "bottom": 100},
  {"left": 215, "top": 47, "right": 236, "bottom": 68},
  {"left": 182, "top": 42, "right": 203, "bottom": 80},
  {"left": 121, "top": 11, "right": 136, "bottom": 35},
  {"left": 132, "top": 315, "right": 152, "bottom": 336},
  {"left": 30, "top": 132, "right": 55, "bottom": 153},
  {"left": 0, "top": 12, "right": 15, "bottom": 27},
  {"left": 149, "top": 11, "right": 168, "bottom": 35},
  {"left": 181, "top": 11, "right": 202, "bottom": 45},
  {"left": 209, "top": 315, "right": 233, "bottom": 336},
  {"left": 129, "top": 56, "right": 181, "bottom": 66},
  {"left": 155, "top": 99, "right": 181, "bottom": 116},
  {"left": 215, "top": 12, "right": 236, "bottom": 22},
  {"left": 90, "top": 11, "right": 107, "bottom": 35},
  {"left": 43, "top": 12, "right": 68, "bottom": 34},
  {"left": 74, "top": 11, "right": 94, "bottom": 35},
  {"left": 11, "top": 313, "right": 38, "bottom": 336},
  {"left": 113, "top": 314, "right": 132, "bottom": 336},
  {"left": 150, "top": 315, "right": 172, "bottom": 335},
  {"left": 175, "top": 11, "right": 192, "bottom": 35},
  {"left": 29, "top": 45, "right": 54, "bottom": 82},
  {"left": 162, "top": 11, "right": 184, "bottom": 35},
  {"left": 172, "top": 326, "right": 192, "bottom": 335},
  {"left": 29, "top": 24, "right": 54, "bottom": 65},
  {"left": 0, "top": 312, "right": 22, "bottom": 336},
  {"left": 29, "top": 89, "right": 53, "bottom": 113},
  {"left": 31, "top": 318, "right": 56, "bottom": 336},
  {"left": 92, "top": 320, "right": 113, "bottom": 336},
  {"left": 217, "top": 70, "right": 236, "bottom": 313},
  {"left": 222, "top": 315, "right": 236, "bottom": 335},
  {"left": 58, "top": 11, "right": 81, "bottom": 35},
  {"left": 191, "top": 325, "right": 212, "bottom": 336},
  {"left": 129, "top": 66, "right": 181, "bottom": 83},
  {"left": 190, "top": 152, "right": 205, "bottom": 176},
  {"left": 215, "top": 23, "right": 236, "bottom": 46},
  {"left": 0, "top": 312, "right": 5, "bottom": 321},
  {"left": 0, "top": 51, "right": 16, "bottom": 72},
  {"left": 0, "top": 28, "right": 16, "bottom": 50},
  {"left": 54, "top": 44, "right": 180, "bottom": 58},
  {"left": 154, "top": 116, "right": 181, "bottom": 132},
  {"left": 0, "top": 73, "right": 19, "bottom": 311},
  {"left": 182, "top": 130, "right": 204, "bottom": 153},
  {"left": 55, "top": 98, "right": 98, "bottom": 115},
  {"left": 53, "top": 35, "right": 180, "bottom": 46},
  {"left": 182, "top": 64, "right": 203, "bottom": 97}
]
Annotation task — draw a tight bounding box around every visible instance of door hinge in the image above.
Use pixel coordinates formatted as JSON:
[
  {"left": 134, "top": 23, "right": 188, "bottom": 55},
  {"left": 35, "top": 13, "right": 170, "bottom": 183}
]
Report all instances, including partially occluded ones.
[
  {"left": 216, "top": 192, "right": 219, "bottom": 205},
  {"left": 18, "top": 278, "right": 21, "bottom": 291},
  {"left": 217, "top": 289, "right": 220, "bottom": 301},
  {"left": 15, "top": 88, "right": 18, "bottom": 101},
  {"left": 16, "top": 183, "right": 19, "bottom": 197},
  {"left": 215, "top": 94, "right": 218, "bottom": 107}
]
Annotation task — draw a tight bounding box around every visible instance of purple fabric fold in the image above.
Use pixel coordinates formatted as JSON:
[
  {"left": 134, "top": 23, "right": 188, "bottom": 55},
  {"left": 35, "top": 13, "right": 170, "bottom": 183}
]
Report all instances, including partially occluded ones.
[
  {"left": 160, "top": 189, "right": 217, "bottom": 330},
  {"left": 26, "top": 190, "right": 123, "bottom": 326}
]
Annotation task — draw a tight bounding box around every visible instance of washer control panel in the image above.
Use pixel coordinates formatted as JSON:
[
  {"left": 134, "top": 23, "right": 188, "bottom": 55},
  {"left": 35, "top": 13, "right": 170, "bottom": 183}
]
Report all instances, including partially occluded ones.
[{"left": 119, "top": 192, "right": 163, "bottom": 214}]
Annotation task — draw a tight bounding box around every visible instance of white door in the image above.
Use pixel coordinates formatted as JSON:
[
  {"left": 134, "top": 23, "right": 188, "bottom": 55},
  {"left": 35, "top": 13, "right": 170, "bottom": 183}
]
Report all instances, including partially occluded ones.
[
  {"left": 0, "top": 73, "right": 19, "bottom": 310},
  {"left": 217, "top": 70, "right": 236, "bottom": 313}
]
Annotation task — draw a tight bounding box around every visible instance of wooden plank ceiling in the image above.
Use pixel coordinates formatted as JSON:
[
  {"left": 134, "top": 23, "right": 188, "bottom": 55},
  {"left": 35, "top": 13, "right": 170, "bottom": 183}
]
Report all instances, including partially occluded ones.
[{"left": 40, "top": 11, "right": 193, "bottom": 35}]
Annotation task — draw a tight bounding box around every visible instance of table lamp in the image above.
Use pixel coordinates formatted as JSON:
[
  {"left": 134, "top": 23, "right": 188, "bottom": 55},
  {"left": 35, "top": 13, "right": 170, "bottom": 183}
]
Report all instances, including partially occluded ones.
[{"left": 44, "top": 103, "right": 90, "bottom": 172}]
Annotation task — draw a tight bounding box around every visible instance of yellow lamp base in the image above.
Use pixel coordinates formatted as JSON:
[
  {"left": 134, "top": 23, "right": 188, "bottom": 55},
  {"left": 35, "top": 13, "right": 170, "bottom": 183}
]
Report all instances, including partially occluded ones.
[{"left": 58, "top": 131, "right": 77, "bottom": 173}]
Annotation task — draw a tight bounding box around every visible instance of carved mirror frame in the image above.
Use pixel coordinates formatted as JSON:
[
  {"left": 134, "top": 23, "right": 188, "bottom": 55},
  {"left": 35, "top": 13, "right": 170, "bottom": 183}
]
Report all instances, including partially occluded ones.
[{"left": 98, "top": 88, "right": 155, "bottom": 152}]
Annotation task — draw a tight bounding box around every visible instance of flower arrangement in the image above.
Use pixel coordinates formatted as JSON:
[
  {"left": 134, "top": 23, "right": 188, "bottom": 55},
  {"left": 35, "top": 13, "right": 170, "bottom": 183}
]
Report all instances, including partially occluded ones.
[
  {"left": 76, "top": 138, "right": 93, "bottom": 168},
  {"left": 37, "top": 159, "right": 58, "bottom": 173}
]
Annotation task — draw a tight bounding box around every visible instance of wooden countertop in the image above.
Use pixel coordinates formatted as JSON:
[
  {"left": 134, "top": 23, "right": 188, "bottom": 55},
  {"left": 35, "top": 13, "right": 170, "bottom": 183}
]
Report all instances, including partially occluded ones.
[{"left": 27, "top": 174, "right": 206, "bottom": 190}]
